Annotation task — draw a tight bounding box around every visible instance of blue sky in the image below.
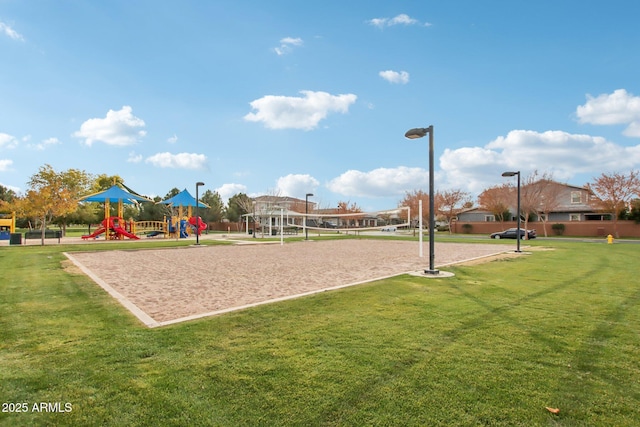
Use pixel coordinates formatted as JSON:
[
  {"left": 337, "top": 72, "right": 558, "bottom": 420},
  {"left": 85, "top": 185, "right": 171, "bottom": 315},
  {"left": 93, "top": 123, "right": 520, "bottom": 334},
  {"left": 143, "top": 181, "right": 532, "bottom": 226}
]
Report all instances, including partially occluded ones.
[{"left": 2, "top": 1, "right": 640, "bottom": 211}]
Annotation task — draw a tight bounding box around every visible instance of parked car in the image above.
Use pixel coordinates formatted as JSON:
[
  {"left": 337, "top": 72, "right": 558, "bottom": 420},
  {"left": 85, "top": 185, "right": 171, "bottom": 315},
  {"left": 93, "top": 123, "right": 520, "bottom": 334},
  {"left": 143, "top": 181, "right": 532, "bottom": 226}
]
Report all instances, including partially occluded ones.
[
  {"left": 381, "top": 226, "right": 397, "bottom": 232},
  {"left": 490, "top": 228, "right": 536, "bottom": 239}
]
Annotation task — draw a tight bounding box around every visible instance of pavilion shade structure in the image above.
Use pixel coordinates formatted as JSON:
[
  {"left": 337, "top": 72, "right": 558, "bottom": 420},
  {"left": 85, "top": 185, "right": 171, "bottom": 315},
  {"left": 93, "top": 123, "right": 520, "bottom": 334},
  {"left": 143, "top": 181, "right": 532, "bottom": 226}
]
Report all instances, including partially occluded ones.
[
  {"left": 80, "top": 185, "right": 153, "bottom": 219},
  {"left": 159, "top": 189, "right": 209, "bottom": 208}
]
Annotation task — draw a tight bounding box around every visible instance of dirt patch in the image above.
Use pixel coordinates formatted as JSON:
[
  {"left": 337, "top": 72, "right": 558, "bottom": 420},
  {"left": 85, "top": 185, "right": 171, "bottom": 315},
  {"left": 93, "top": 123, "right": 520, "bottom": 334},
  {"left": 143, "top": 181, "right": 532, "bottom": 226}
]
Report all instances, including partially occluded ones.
[{"left": 61, "top": 259, "right": 84, "bottom": 275}]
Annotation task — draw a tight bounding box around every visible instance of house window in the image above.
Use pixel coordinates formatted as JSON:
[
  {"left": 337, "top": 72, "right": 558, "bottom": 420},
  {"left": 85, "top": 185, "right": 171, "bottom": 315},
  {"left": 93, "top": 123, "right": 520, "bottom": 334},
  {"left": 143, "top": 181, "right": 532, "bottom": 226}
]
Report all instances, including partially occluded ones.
[
  {"left": 571, "top": 191, "right": 581, "bottom": 204},
  {"left": 569, "top": 213, "right": 580, "bottom": 221},
  {"left": 484, "top": 215, "right": 495, "bottom": 222}
]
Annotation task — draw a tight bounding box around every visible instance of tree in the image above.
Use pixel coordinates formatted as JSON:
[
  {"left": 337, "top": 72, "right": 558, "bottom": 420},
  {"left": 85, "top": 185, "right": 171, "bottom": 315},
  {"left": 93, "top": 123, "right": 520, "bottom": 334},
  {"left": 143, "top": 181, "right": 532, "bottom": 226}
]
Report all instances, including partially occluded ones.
[
  {"left": 164, "top": 187, "right": 181, "bottom": 199},
  {"left": 532, "top": 178, "right": 563, "bottom": 237},
  {"left": 628, "top": 199, "right": 640, "bottom": 223},
  {"left": 398, "top": 190, "right": 430, "bottom": 227},
  {"left": 586, "top": 170, "right": 640, "bottom": 237},
  {"left": 519, "top": 171, "right": 554, "bottom": 238},
  {"left": 19, "top": 165, "right": 92, "bottom": 244},
  {"left": 65, "top": 203, "right": 101, "bottom": 231},
  {"left": 0, "top": 185, "right": 17, "bottom": 205},
  {"left": 200, "top": 190, "right": 224, "bottom": 224},
  {"left": 91, "top": 174, "right": 125, "bottom": 192},
  {"left": 436, "top": 189, "right": 470, "bottom": 233},
  {"left": 226, "top": 193, "right": 251, "bottom": 230},
  {"left": 137, "top": 196, "right": 169, "bottom": 222},
  {"left": 478, "top": 184, "right": 511, "bottom": 224},
  {"left": 336, "top": 200, "right": 363, "bottom": 228},
  {"left": 16, "top": 164, "right": 91, "bottom": 245}
]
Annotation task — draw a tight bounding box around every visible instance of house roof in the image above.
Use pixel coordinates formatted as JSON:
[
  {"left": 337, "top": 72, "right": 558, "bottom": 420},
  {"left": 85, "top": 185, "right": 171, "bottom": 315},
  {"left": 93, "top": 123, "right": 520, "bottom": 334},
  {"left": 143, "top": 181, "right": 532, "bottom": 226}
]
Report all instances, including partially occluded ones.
[
  {"left": 254, "top": 195, "right": 308, "bottom": 203},
  {"left": 461, "top": 180, "right": 598, "bottom": 216}
]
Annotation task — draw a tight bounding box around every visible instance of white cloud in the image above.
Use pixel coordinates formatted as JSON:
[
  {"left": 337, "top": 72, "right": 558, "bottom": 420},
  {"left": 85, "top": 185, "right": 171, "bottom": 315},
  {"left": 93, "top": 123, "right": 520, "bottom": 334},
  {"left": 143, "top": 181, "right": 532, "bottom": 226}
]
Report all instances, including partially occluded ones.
[
  {"left": 327, "top": 166, "right": 428, "bottom": 198},
  {"left": 274, "top": 37, "right": 303, "bottom": 55},
  {"left": 389, "top": 14, "right": 418, "bottom": 26},
  {"left": 367, "top": 14, "right": 429, "bottom": 28},
  {"left": 145, "top": 152, "right": 208, "bottom": 169},
  {"left": 440, "top": 129, "right": 640, "bottom": 195},
  {"left": 28, "top": 137, "right": 61, "bottom": 151},
  {"left": 576, "top": 89, "right": 640, "bottom": 137},
  {"left": 0, "top": 159, "right": 13, "bottom": 172},
  {"left": 244, "top": 90, "right": 357, "bottom": 130},
  {"left": 0, "top": 21, "right": 24, "bottom": 41},
  {"left": 276, "top": 174, "right": 319, "bottom": 198},
  {"left": 215, "top": 183, "right": 247, "bottom": 205},
  {"left": 127, "top": 151, "right": 143, "bottom": 163},
  {"left": 0, "top": 133, "right": 19, "bottom": 149},
  {"left": 167, "top": 134, "right": 178, "bottom": 144},
  {"left": 379, "top": 70, "right": 410, "bottom": 84},
  {"left": 368, "top": 18, "right": 387, "bottom": 28},
  {"left": 73, "top": 106, "right": 147, "bottom": 146}
]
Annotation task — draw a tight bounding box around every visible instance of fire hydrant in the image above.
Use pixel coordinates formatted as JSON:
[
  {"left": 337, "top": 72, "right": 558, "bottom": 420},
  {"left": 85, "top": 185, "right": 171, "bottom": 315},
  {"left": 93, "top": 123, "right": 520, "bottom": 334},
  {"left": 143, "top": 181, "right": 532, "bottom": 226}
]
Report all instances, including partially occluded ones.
[{"left": 607, "top": 234, "right": 614, "bottom": 244}]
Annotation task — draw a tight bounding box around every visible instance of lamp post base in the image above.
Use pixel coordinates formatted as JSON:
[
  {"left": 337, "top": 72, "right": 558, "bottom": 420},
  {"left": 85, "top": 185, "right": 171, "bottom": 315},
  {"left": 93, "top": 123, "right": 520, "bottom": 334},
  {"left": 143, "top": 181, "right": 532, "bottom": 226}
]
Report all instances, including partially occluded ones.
[{"left": 424, "top": 269, "right": 440, "bottom": 275}]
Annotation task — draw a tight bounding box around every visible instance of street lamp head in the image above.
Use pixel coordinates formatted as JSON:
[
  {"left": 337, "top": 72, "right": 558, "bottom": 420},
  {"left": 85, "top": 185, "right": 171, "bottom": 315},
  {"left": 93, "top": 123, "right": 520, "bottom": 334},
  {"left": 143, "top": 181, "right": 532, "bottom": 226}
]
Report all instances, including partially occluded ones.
[
  {"left": 404, "top": 127, "right": 431, "bottom": 139},
  {"left": 196, "top": 181, "right": 205, "bottom": 186},
  {"left": 501, "top": 171, "right": 519, "bottom": 177},
  {"left": 306, "top": 193, "right": 314, "bottom": 197}
]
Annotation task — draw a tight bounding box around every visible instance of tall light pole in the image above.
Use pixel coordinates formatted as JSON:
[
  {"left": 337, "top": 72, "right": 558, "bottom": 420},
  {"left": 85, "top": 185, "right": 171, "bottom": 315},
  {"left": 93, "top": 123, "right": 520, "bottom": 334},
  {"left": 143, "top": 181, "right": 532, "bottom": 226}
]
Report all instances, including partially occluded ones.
[
  {"left": 405, "top": 125, "right": 438, "bottom": 275},
  {"left": 195, "top": 181, "right": 204, "bottom": 245},
  {"left": 305, "top": 193, "right": 314, "bottom": 240},
  {"left": 501, "top": 171, "right": 521, "bottom": 253}
]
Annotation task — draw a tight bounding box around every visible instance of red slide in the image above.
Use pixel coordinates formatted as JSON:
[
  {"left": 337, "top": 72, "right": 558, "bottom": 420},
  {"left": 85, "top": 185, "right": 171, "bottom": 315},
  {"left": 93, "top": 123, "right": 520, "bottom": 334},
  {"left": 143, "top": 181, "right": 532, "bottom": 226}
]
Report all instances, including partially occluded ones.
[
  {"left": 82, "top": 226, "right": 106, "bottom": 239},
  {"left": 188, "top": 216, "right": 207, "bottom": 235},
  {"left": 113, "top": 226, "right": 139, "bottom": 240},
  {"left": 82, "top": 217, "right": 139, "bottom": 240}
]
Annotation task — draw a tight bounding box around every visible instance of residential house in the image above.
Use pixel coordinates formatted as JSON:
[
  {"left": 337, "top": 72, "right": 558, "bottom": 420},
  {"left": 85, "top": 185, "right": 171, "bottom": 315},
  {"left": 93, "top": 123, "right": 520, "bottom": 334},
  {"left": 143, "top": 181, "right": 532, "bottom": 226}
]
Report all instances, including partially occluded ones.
[
  {"left": 457, "top": 182, "right": 608, "bottom": 224},
  {"left": 451, "top": 181, "right": 640, "bottom": 236}
]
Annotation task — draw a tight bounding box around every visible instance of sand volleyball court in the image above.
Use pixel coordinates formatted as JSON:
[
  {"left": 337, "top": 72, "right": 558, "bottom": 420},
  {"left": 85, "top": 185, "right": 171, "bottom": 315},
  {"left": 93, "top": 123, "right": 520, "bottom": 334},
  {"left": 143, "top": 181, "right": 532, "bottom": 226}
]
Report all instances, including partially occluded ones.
[{"left": 65, "top": 239, "right": 514, "bottom": 327}]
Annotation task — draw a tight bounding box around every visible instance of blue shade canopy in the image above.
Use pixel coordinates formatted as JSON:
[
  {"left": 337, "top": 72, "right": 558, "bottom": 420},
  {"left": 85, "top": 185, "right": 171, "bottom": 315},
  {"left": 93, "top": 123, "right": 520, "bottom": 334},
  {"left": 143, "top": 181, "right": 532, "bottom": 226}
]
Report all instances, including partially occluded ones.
[
  {"left": 159, "top": 189, "right": 209, "bottom": 208},
  {"left": 81, "top": 185, "right": 152, "bottom": 204}
]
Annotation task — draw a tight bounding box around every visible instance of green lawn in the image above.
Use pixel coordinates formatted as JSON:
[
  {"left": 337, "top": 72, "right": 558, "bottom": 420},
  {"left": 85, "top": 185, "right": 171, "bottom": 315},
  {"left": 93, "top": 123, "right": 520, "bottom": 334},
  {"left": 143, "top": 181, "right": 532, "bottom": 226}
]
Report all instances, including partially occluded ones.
[{"left": 1, "top": 239, "right": 639, "bottom": 426}]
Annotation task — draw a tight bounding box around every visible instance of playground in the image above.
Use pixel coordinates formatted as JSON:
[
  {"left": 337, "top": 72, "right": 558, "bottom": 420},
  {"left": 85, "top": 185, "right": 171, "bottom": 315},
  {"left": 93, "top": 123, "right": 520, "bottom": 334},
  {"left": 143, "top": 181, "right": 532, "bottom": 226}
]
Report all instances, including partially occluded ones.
[
  {"left": 0, "top": 212, "right": 15, "bottom": 240},
  {"left": 79, "top": 186, "right": 208, "bottom": 241},
  {"left": 65, "top": 239, "right": 515, "bottom": 327}
]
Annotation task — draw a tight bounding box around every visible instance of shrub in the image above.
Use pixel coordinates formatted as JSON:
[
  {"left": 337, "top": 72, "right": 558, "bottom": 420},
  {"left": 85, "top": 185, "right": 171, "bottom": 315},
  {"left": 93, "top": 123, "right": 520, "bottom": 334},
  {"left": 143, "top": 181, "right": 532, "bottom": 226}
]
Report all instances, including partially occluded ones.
[
  {"left": 461, "top": 224, "right": 473, "bottom": 234},
  {"left": 552, "top": 223, "right": 565, "bottom": 236}
]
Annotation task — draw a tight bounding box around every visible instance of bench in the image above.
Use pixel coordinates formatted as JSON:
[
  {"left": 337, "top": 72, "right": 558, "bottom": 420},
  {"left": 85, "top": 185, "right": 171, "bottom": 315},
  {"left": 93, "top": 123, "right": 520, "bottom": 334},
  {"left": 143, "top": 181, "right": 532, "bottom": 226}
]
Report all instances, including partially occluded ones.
[{"left": 24, "top": 230, "right": 62, "bottom": 243}]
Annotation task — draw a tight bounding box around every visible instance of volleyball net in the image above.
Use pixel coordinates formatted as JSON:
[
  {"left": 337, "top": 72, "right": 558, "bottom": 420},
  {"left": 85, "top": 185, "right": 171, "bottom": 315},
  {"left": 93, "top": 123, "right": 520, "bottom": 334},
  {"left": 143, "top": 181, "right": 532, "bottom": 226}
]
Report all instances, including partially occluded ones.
[{"left": 260, "top": 206, "right": 412, "bottom": 234}]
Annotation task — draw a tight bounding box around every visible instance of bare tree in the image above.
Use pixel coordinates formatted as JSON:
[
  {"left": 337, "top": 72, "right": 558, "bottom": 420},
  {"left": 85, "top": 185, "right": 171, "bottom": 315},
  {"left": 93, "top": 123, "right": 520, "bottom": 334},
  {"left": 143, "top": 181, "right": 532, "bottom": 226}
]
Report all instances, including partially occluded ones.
[
  {"left": 398, "top": 190, "right": 430, "bottom": 226},
  {"left": 586, "top": 170, "right": 640, "bottom": 237},
  {"left": 336, "top": 200, "right": 363, "bottom": 228},
  {"left": 251, "top": 188, "right": 283, "bottom": 236},
  {"left": 519, "top": 171, "right": 554, "bottom": 238},
  {"left": 227, "top": 193, "right": 252, "bottom": 231},
  {"left": 533, "top": 179, "right": 563, "bottom": 237}
]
